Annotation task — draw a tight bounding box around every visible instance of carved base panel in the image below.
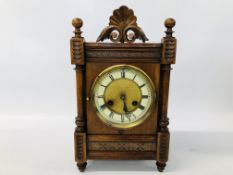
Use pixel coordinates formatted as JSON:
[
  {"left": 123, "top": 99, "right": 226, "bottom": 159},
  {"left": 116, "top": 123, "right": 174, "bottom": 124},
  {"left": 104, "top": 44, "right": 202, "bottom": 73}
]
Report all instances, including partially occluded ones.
[
  {"left": 88, "top": 141, "right": 156, "bottom": 151},
  {"left": 87, "top": 134, "right": 156, "bottom": 158}
]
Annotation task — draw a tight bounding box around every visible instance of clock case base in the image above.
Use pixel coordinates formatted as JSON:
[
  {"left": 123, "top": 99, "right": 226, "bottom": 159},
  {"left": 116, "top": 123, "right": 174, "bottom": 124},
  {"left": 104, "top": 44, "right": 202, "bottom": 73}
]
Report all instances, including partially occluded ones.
[
  {"left": 70, "top": 12, "right": 176, "bottom": 172},
  {"left": 74, "top": 133, "right": 170, "bottom": 172}
]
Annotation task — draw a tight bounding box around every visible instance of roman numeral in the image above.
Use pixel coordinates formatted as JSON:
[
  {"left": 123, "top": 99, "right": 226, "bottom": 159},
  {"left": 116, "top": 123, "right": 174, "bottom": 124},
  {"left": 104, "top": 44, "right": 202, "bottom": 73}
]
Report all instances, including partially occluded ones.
[
  {"left": 132, "top": 74, "right": 137, "bottom": 80},
  {"left": 138, "top": 104, "right": 145, "bottom": 110},
  {"left": 121, "top": 114, "right": 124, "bottom": 122},
  {"left": 109, "top": 111, "right": 114, "bottom": 118},
  {"left": 100, "top": 104, "right": 107, "bottom": 110},
  {"left": 109, "top": 74, "right": 114, "bottom": 81},
  {"left": 142, "top": 95, "right": 149, "bottom": 99},
  {"left": 100, "top": 84, "right": 107, "bottom": 88},
  {"left": 121, "top": 69, "right": 125, "bottom": 78},
  {"left": 96, "top": 95, "right": 104, "bottom": 98},
  {"left": 126, "top": 113, "right": 131, "bottom": 121},
  {"left": 132, "top": 113, "right": 136, "bottom": 119},
  {"left": 139, "top": 83, "right": 146, "bottom": 88}
]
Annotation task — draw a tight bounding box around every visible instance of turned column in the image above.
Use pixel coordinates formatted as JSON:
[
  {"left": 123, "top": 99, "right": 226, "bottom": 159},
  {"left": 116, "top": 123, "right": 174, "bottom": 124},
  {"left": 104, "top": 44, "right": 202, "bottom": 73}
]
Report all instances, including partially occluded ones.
[
  {"left": 156, "top": 18, "right": 176, "bottom": 172},
  {"left": 70, "top": 18, "right": 87, "bottom": 172}
]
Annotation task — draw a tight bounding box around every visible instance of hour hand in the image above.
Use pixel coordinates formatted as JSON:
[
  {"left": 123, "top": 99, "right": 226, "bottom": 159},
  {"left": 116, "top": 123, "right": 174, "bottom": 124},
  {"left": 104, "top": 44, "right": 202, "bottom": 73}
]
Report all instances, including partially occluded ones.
[
  {"left": 120, "top": 94, "right": 128, "bottom": 113},
  {"left": 123, "top": 101, "right": 128, "bottom": 113}
]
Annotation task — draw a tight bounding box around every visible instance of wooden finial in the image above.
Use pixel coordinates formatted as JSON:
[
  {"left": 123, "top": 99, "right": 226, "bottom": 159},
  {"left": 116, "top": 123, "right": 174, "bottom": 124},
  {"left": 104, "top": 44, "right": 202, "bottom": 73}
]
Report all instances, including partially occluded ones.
[
  {"left": 72, "top": 18, "right": 83, "bottom": 37},
  {"left": 164, "top": 18, "right": 176, "bottom": 37}
]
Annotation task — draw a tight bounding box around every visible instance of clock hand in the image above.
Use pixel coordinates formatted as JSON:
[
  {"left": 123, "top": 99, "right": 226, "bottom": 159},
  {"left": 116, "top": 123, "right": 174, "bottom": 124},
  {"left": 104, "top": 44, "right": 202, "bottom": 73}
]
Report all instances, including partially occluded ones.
[
  {"left": 120, "top": 94, "right": 128, "bottom": 113},
  {"left": 123, "top": 100, "right": 128, "bottom": 113}
]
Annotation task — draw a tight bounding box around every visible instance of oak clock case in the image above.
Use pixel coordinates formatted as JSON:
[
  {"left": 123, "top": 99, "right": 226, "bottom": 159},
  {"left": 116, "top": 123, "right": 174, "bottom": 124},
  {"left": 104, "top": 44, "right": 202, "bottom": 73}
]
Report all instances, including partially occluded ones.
[{"left": 70, "top": 6, "right": 177, "bottom": 172}]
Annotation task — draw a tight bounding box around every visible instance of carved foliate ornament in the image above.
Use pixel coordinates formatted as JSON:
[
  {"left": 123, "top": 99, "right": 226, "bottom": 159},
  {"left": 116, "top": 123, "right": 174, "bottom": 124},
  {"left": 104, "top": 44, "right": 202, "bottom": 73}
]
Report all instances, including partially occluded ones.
[{"left": 97, "top": 6, "right": 148, "bottom": 43}]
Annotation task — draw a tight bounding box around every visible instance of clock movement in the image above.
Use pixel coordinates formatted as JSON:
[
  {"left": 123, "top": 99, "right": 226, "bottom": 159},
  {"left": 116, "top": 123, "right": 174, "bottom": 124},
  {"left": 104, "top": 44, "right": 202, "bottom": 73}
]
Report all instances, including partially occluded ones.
[{"left": 70, "top": 6, "right": 177, "bottom": 172}]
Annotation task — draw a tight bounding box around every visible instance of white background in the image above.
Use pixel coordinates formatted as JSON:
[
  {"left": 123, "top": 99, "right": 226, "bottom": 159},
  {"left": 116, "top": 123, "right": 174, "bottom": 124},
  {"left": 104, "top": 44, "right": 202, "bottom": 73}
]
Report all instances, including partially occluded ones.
[{"left": 0, "top": 0, "right": 233, "bottom": 174}]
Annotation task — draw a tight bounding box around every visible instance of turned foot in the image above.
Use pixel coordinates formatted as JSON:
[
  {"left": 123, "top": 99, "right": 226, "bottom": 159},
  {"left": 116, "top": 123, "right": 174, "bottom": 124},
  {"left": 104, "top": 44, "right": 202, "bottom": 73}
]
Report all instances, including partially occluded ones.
[
  {"left": 156, "top": 162, "right": 166, "bottom": 172},
  {"left": 77, "top": 162, "right": 87, "bottom": 172}
]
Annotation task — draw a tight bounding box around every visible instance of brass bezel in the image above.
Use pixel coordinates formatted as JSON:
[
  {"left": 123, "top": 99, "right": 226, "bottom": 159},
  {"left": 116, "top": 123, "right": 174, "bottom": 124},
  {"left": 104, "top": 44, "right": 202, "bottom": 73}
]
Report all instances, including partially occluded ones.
[{"left": 91, "top": 64, "right": 156, "bottom": 129}]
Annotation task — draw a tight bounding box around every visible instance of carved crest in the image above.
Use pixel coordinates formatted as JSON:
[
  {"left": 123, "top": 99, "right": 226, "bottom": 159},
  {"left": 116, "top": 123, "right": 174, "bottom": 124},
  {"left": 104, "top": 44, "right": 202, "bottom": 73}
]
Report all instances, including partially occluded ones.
[{"left": 97, "top": 6, "right": 148, "bottom": 43}]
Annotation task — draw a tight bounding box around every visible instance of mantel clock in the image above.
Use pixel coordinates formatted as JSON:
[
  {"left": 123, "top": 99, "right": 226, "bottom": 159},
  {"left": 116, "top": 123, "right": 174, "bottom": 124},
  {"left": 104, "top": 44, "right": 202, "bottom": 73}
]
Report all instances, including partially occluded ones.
[{"left": 69, "top": 6, "right": 177, "bottom": 172}]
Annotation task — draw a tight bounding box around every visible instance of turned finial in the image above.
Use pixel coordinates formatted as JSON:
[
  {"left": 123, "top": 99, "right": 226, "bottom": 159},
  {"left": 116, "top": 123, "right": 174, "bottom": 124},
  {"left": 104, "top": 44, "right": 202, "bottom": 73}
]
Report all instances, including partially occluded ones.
[
  {"left": 72, "top": 18, "right": 83, "bottom": 37},
  {"left": 164, "top": 18, "right": 176, "bottom": 37}
]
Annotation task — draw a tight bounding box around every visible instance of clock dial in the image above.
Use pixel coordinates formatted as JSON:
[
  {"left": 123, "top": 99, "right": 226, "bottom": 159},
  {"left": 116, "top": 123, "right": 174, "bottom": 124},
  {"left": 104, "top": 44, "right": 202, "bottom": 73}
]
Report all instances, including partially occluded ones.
[{"left": 91, "top": 65, "right": 155, "bottom": 129}]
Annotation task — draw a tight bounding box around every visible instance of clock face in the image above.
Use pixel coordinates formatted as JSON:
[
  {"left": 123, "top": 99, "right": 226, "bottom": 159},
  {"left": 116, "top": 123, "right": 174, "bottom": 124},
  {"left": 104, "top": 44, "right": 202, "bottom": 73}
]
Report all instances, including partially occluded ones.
[{"left": 91, "top": 65, "right": 155, "bottom": 129}]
